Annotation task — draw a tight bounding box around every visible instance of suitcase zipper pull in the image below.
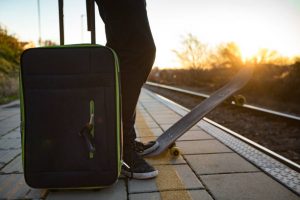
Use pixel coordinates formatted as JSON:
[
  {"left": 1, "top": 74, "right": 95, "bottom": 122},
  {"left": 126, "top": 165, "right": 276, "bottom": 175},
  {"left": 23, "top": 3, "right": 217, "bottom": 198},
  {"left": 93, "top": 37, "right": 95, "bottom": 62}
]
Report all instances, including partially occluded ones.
[
  {"left": 89, "top": 113, "right": 94, "bottom": 125},
  {"left": 79, "top": 122, "right": 95, "bottom": 156},
  {"left": 79, "top": 100, "right": 96, "bottom": 159},
  {"left": 89, "top": 100, "right": 95, "bottom": 159}
]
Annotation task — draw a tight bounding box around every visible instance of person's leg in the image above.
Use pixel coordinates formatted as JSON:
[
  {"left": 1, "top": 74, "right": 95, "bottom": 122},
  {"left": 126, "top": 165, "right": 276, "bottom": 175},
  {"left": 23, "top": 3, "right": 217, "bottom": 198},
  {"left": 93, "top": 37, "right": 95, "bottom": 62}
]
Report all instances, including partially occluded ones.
[{"left": 95, "top": 0, "right": 158, "bottom": 179}]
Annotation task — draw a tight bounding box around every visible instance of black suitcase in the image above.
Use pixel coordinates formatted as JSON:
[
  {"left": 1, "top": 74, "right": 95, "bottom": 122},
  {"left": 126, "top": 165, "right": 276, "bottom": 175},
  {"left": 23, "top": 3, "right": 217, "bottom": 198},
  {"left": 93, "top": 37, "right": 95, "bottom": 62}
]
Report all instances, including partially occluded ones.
[{"left": 19, "top": 0, "right": 122, "bottom": 188}]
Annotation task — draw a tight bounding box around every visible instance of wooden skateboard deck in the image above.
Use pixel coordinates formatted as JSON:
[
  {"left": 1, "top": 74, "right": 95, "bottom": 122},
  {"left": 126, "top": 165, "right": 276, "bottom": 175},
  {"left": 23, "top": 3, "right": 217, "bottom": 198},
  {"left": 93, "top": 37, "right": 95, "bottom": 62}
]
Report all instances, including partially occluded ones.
[{"left": 145, "top": 66, "right": 254, "bottom": 157}]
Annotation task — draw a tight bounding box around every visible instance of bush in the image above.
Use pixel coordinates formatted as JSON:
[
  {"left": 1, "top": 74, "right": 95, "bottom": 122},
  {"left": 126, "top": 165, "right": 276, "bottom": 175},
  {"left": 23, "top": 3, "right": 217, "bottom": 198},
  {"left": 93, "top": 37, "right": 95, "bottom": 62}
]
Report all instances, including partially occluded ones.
[{"left": 0, "top": 26, "right": 24, "bottom": 104}]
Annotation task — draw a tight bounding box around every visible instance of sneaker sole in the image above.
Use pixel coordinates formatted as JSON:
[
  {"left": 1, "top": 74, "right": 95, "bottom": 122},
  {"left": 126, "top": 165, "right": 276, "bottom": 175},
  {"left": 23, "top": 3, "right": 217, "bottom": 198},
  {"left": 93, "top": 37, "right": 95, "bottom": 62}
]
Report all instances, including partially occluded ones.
[{"left": 138, "top": 141, "right": 160, "bottom": 156}]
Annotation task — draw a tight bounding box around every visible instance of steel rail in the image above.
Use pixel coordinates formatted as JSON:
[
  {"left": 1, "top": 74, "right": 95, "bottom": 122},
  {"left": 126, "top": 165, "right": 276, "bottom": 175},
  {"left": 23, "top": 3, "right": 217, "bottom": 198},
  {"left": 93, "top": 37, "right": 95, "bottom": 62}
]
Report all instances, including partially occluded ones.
[{"left": 145, "top": 81, "right": 300, "bottom": 121}]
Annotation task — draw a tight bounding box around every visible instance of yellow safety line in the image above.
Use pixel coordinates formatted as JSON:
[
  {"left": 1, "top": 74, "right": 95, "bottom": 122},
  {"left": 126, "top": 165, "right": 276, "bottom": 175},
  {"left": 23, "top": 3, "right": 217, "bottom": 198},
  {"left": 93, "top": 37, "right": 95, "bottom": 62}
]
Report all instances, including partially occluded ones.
[{"left": 136, "top": 109, "right": 192, "bottom": 200}]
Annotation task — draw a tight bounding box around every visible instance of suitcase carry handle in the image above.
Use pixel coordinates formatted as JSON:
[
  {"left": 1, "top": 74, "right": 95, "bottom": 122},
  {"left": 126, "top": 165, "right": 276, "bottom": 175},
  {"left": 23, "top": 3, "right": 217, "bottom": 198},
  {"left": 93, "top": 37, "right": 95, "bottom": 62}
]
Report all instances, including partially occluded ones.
[
  {"left": 58, "top": 0, "right": 96, "bottom": 45},
  {"left": 79, "top": 114, "right": 96, "bottom": 155},
  {"left": 79, "top": 124, "right": 96, "bottom": 154}
]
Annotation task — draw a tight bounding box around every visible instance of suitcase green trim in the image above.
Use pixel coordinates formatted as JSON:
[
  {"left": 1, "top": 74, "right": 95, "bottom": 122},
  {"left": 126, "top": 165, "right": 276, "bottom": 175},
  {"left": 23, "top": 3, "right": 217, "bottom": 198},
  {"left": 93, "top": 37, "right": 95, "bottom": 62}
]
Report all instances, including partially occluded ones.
[
  {"left": 109, "top": 47, "right": 122, "bottom": 177},
  {"left": 19, "top": 70, "right": 25, "bottom": 169},
  {"left": 20, "top": 45, "right": 122, "bottom": 188}
]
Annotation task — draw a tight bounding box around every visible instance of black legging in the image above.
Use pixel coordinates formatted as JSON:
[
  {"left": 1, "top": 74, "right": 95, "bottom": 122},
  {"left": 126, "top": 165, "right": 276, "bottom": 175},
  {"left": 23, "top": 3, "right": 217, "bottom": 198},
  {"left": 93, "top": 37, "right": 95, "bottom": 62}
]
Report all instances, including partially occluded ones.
[{"left": 95, "top": 0, "right": 156, "bottom": 146}]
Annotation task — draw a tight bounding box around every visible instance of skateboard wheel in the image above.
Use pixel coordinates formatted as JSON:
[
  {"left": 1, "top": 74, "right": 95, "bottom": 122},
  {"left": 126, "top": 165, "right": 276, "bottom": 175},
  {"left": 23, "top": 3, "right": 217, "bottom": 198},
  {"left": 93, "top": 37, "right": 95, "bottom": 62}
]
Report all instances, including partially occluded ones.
[
  {"left": 234, "top": 95, "right": 246, "bottom": 106},
  {"left": 170, "top": 147, "right": 180, "bottom": 157},
  {"left": 226, "top": 96, "right": 235, "bottom": 104}
]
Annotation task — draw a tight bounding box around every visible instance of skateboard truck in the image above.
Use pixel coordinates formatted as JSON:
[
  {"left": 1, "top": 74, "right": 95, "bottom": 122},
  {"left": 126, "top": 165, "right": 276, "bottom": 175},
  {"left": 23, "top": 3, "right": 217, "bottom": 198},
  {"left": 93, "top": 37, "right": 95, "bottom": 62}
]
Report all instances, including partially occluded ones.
[{"left": 79, "top": 114, "right": 96, "bottom": 155}]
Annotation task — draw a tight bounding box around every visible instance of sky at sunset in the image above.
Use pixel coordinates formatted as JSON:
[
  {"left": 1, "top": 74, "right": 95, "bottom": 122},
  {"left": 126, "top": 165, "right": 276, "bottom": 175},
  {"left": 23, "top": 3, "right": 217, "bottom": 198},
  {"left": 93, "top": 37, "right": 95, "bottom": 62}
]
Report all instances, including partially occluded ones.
[{"left": 1, "top": 0, "right": 300, "bottom": 68}]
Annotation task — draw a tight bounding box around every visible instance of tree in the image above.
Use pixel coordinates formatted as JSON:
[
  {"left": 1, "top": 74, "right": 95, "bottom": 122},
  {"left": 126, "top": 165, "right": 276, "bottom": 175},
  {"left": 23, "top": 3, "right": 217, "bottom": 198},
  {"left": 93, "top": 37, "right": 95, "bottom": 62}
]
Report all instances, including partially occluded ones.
[
  {"left": 215, "top": 42, "right": 243, "bottom": 69},
  {"left": 173, "top": 34, "right": 210, "bottom": 70},
  {"left": 253, "top": 48, "right": 291, "bottom": 65},
  {"left": 0, "top": 26, "right": 27, "bottom": 103},
  {"left": 0, "top": 26, "right": 25, "bottom": 76}
]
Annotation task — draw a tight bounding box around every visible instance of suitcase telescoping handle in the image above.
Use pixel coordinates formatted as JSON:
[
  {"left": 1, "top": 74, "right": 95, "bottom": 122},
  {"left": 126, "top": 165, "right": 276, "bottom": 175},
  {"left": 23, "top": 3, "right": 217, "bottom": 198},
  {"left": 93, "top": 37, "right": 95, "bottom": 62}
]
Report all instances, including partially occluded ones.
[
  {"left": 86, "top": 0, "right": 96, "bottom": 44},
  {"left": 58, "top": 0, "right": 96, "bottom": 45}
]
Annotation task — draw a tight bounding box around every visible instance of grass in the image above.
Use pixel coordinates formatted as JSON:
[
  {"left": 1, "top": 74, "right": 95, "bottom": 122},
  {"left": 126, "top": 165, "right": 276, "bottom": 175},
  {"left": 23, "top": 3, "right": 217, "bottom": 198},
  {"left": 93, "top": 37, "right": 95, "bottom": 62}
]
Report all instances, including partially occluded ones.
[{"left": 0, "top": 94, "right": 19, "bottom": 105}]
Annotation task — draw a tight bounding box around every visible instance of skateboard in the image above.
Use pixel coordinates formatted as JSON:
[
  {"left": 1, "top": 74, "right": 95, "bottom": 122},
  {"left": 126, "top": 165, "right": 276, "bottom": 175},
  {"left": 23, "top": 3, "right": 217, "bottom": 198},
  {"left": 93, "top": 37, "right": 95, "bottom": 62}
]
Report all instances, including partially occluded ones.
[{"left": 145, "top": 66, "right": 254, "bottom": 157}]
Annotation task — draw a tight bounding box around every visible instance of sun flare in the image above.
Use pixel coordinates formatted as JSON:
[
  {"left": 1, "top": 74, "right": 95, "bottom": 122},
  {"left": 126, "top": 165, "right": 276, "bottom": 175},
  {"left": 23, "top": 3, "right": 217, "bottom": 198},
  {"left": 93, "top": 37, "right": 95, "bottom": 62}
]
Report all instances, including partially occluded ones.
[{"left": 239, "top": 45, "right": 259, "bottom": 63}]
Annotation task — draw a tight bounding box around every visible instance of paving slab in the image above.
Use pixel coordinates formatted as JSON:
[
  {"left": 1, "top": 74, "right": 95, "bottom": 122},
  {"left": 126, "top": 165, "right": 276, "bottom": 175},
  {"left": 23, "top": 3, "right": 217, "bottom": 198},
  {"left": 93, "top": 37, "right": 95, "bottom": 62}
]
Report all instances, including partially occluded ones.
[
  {"left": 176, "top": 140, "right": 232, "bottom": 154},
  {"left": 0, "top": 115, "right": 20, "bottom": 129},
  {"left": 146, "top": 151, "right": 186, "bottom": 165},
  {"left": 135, "top": 115, "right": 153, "bottom": 123},
  {"left": 46, "top": 179, "right": 126, "bottom": 200},
  {"left": 0, "top": 149, "right": 21, "bottom": 166},
  {"left": 128, "top": 164, "right": 203, "bottom": 193},
  {"left": 129, "top": 192, "right": 161, "bottom": 200},
  {"left": 135, "top": 111, "right": 160, "bottom": 130},
  {"left": 1, "top": 130, "right": 21, "bottom": 139},
  {"left": 187, "top": 190, "right": 214, "bottom": 200},
  {"left": 0, "top": 114, "right": 20, "bottom": 123},
  {"left": 160, "top": 124, "right": 202, "bottom": 131},
  {"left": 0, "top": 111, "right": 19, "bottom": 122},
  {"left": 146, "top": 107, "right": 175, "bottom": 113},
  {"left": 150, "top": 115, "right": 181, "bottom": 125},
  {"left": 0, "top": 138, "right": 21, "bottom": 150},
  {"left": 178, "top": 130, "right": 214, "bottom": 141},
  {"left": 135, "top": 109, "right": 163, "bottom": 138},
  {"left": 0, "top": 174, "right": 46, "bottom": 199},
  {"left": 150, "top": 112, "right": 181, "bottom": 118},
  {"left": 26, "top": 188, "right": 49, "bottom": 199},
  {"left": 129, "top": 190, "right": 213, "bottom": 200},
  {"left": 147, "top": 110, "right": 178, "bottom": 117},
  {"left": 201, "top": 172, "right": 300, "bottom": 200},
  {"left": 5, "top": 114, "right": 20, "bottom": 122},
  {"left": 135, "top": 120, "right": 160, "bottom": 129},
  {"left": 136, "top": 127, "right": 162, "bottom": 137},
  {"left": 0, "top": 126, "right": 19, "bottom": 137},
  {"left": 185, "top": 153, "right": 259, "bottom": 175},
  {"left": 1, "top": 155, "right": 23, "bottom": 173}
]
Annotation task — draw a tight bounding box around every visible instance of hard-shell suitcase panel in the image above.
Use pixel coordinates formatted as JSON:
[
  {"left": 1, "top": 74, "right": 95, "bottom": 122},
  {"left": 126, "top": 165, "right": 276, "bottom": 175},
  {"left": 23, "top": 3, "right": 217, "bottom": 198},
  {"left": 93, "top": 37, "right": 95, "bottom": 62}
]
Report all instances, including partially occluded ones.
[{"left": 20, "top": 46, "right": 121, "bottom": 188}]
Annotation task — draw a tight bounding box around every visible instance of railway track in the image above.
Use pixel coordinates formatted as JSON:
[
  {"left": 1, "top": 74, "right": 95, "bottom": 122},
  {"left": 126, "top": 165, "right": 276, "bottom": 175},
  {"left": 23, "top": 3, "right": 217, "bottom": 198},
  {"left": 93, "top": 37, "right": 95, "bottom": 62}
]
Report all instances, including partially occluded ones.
[
  {"left": 144, "top": 81, "right": 300, "bottom": 170},
  {"left": 146, "top": 82, "right": 300, "bottom": 121}
]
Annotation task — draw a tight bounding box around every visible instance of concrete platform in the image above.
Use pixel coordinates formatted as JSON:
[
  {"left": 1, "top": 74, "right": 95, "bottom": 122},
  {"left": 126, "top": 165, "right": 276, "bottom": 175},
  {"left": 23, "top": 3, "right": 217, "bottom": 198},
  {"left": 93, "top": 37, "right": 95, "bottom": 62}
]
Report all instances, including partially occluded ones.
[{"left": 0, "top": 89, "right": 299, "bottom": 200}]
